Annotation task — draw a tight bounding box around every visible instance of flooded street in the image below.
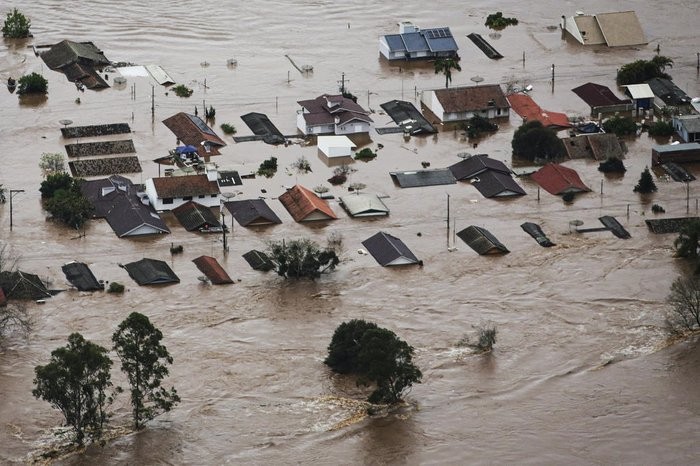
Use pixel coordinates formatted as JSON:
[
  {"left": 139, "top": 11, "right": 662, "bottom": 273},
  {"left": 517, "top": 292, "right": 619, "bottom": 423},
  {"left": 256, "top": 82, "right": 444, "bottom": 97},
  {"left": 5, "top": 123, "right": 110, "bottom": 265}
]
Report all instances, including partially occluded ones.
[{"left": 1, "top": 0, "right": 700, "bottom": 463}]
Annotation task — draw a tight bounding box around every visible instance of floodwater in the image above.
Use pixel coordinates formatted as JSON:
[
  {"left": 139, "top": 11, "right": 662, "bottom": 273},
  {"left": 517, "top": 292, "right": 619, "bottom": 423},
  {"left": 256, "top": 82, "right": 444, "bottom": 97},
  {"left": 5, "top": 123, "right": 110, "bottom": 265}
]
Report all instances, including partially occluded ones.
[{"left": 1, "top": 0, "right": 700, "bottom": 464}]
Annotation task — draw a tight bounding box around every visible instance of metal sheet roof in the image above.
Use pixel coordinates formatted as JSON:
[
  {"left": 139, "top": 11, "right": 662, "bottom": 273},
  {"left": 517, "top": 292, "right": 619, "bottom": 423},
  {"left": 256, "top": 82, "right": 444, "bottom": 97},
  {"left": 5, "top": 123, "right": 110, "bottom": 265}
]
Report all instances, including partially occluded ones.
[
  {"left": 384, "top": 34, "right": 406, "bottom": 53},
  {"left": 122, "top": 258, "right": 179, "bottom": 285},
  {"left": 339, "top": 194, "right": 389, "bottom": 217},
  {"left": 390, "top": 168, "right": 456, "bottom": 188},
  {"left": 457, "top": 226, "right": 509, "bottom": 255},
  {"left": 401, "top": 32, "right": 430, "bottom": 52},
  {"left": 362, "top": 232, "right": 419, "bottom": 266},
  {"left": 61, "top": 261, "right": 103, "bottom": 291}
]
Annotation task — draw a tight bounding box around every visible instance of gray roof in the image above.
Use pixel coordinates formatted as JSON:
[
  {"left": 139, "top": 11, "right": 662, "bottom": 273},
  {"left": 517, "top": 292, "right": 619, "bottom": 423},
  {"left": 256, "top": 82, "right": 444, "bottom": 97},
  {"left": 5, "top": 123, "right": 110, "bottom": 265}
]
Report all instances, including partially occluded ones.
[
  {"left": 471, "top": 171, "right": 526, "bottom": 198},
  {"left": 383, "top": 27, "right": 458, "bottom": 54},
  {"left": 390, "top": 168, "right": 456, "bottom": 188},
  {"left": 362, "top": 232, "right": 420, "bottom": 266},
  {"left": 457, "top": 226, "right": 509, "bottom": 255},
  {"left": 402, "top": 32, "right": 430, "bottom": 52},
  {"left": 379, "top": 100, "right": 436, "bottom": 134},
  {"left": 61, "top": 261, "right": 103, "bottom": 291},
  {"left": 675, "top": 116, "right": 700, "bottom": 133},
  {"left": 423, "top": 28, "right": 458, "bottom": 52},
  {"left": 242, "top": 250, "right": 275, "bottom": 271},
  {"left": 225, "top": 199, "right": 282, "bottom": 226},
  {"left": 449, "top": 155, "right": 511, "bottom": 180},
  {"left": 384, "top": 34, "right": 406, "bottom": 53},
  {"left": 172, "top": 201, "right": 221, "bottom": 231},
  {"left": 339, "top": 194, "right": 389, "bottom": 217},
  {"left": 122, "top": 258, "right": 179, "bottom": 285},
  {"left": 646, "top": 78, "right": 691, "bottom": 106},
  {"left": 652, "top": 142, "right": 700, "bottom": 153}
]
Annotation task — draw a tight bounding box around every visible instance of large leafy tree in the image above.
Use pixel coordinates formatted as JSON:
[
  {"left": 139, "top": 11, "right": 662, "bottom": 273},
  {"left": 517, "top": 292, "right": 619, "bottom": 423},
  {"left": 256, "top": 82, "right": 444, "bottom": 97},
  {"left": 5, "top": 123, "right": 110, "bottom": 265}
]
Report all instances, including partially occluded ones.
[
  {"left": 40, "top": 174, "right": 93, "bottom": 229},
  {"left": 267, "top": 238, "right": 340, "bottom": 279},
  {"left": 434, "top": 58, "right": 461, "bottom": 89},
  {"left": 325, "top": 320, "right": 422, "bottom": 404},
  {"left": 616, "top": 56, "right": 673, "bottom": 85},
  {"left": 511, "top": 120, "right": 565, "bottom": 161},
  {"left": 673, "top": 219, "right": 700, "bottom": 259},
  {"left": 33, "top": 333, "right": 114, "bottom": 445},
  {"left": 112, "top": 312, "right": 180, "bottom": 430},
  {"left": 667, "top": 276, "right": 700, "bottom": 331}
]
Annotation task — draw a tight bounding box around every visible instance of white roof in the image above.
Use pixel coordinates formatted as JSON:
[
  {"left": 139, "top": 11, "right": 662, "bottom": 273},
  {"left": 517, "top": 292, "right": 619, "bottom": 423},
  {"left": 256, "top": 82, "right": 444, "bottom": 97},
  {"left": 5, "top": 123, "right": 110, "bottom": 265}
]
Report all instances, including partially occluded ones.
[
  {"left": 339, "top": 193, "right": 389, "bottom": 217},
  {"left": 624, "top": 83, "right": 654, "bottom": 99},
  {"left": 318, "top": 136, "right": 355, "bottom": 152}
]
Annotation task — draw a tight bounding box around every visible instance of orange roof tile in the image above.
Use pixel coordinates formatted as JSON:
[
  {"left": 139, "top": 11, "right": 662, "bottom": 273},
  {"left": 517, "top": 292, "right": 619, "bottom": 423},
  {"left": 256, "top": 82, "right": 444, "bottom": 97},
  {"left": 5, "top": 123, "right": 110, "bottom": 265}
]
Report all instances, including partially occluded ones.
[{"left": 278, "top": 185, "right": 337, "bottom": 222}]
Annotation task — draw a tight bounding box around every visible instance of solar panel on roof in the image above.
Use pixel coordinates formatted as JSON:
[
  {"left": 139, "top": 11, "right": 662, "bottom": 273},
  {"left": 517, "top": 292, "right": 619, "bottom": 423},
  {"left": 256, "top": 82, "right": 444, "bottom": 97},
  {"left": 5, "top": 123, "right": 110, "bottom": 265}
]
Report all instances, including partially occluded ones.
[
  {"left": 186, "top": 114, "right": 216, "bottom": 136},
  {"left": 425, "top": 28, "right": 452, "bottom": 39}
]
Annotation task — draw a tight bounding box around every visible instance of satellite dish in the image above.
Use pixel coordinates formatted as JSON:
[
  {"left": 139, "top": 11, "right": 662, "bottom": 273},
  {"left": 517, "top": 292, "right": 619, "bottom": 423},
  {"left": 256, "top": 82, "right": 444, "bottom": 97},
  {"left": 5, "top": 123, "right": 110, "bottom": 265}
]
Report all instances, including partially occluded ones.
[
  {"left": 471, "top": 76, "right": 484, "bottom": 85},
  {"left": 59, "top": 119, "right": 73, "bottom": 127},
  {"left": 457, "top": 152, "right": 472, "bottom": 159},
  {"left": 570, "top": 220, "right": 584, "bottom": 226}
]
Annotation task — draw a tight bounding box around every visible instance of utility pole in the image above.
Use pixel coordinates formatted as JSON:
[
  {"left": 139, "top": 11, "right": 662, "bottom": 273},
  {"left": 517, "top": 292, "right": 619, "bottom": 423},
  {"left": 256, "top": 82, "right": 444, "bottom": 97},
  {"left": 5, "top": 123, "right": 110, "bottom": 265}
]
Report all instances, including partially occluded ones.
[
  {"left": 151, "top": 85, "right": 155, "bottom": 119},
  {"left": 221, "top": 208, "right": 228, "bottom": 253},
  {"left": 446, "top": 194, "right": 450, "bottom": 248},
  {"left": 338, "top": 72, "right": 348, "bottom": 94},
  {"left": 9, "top": 189, "right": 24, "bottom": 231},
  {"left": 551, "top": 64, "right": 555, "bottom": 93}
]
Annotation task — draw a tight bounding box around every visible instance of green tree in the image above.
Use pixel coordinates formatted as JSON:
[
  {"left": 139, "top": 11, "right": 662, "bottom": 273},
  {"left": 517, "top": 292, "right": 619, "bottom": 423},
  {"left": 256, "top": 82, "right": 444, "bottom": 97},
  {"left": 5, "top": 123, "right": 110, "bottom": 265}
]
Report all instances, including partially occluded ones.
[
  {"left": 16, "top": 72, "right": 48, "bottom": 95},
  {"left": 112, "top": 312, "right": 180, "bottom": 429},
  {"left": 464, "top": 115, "right": 498, "bottom": 138},
  {"left": 616, "top": 56, "right": 673, "bottom": 85},
  {"left": 633, "top": 167, "right": 657, "bottom": 194},
  {"left": 673, "top": 219, "right": 700, "bottom": 259},
  {"left": 511, "top": 120, "right": 565, "bottom": 161},
  {"left": 434, "top": 58, "right": 461, "bottom": 89},
  {"left": 44, "top": 185, "right": 93, "bottom": 229},
  {"left": 40, "top": 172, "right": 73, "bottom": 198},
  {"left": 32, "top": 333, "right": 114, "bottom": 445},
  {"left": 325, "top": 319, "right": 379, "bottom": 374},
  {"left": 325, "top": 320, "right": 422, "bottom": 404},
  {"left": 647, "top": 120, "right": 675, "bottom": 137},
  {"left": 39, "top": 152, "right": 66, "bottom": 178},
  {"left": 602, "top": 116, "right": 638, "bottom": 136},
  {"left": 666, "top": 276, "right": 700, "bottom": 332},
  {"left": 2, "top": 8, "right": 31, "bottom": 38},
  {"left": 267, "top": 238, "right": 340, "bottom": 279}
]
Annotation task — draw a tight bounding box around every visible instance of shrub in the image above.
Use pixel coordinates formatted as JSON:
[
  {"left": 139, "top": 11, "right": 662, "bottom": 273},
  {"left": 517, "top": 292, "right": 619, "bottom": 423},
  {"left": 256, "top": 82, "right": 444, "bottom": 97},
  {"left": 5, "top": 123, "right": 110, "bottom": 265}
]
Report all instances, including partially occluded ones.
[
  {"left": 257, "top": 157, "right": 278, "bottom": 178},
  {"left": 354, "top": 148, "right": 376, "bottom": 161},
  {"left": 511, "top": 121, "right": 565, "bottom": 161},
  {"left": 464, "top": 115, "right": 498, "bottom": 139},
  {"left": 647, "top": 120, "right": 675, "bottom": 137},
  {"left": 562, "top": 192, "right": 575, "bottom": 203},
  {"left": 485, "top": 12, "right": 518, "bottom": 30},
  {"left": 266, "top": 238, "right": 339, "bottom": 279},
  {"left": 598, "top": 157, "right": 626, "bottom": 173},
  {"left": 2, "top": 8, "right": 31, "bottom": 38},
  {"left": 108, "top": 282, "right": 125, "bottom": 293},
  {"left": 328, "top": 174, "right": 347, "bottom": 185},
  {"left": 616, "top": 56, "right": 673, "bottom": 86},
  {"left": 633, "top": 167, "right": 657, "bottom": 194},
  {"left": 652, "top": 204, "right": 666, "bottom": 214},
  {"left": 40, "top": 173, "right": 73, "bottom": 198},
  {"left": 291, "top": 156, "right": 312, "bottom": 174},
  {"left": 39, "top": 152, "right": 66, "bottom": 177},
  {"left": 220, "top": 123, "right": 237, "bottom": 135},
  {"left": 16, "top": 72, "right": 48, "bottom": 95},
  {"left": 172, "top": 84, "right": 193, "bottom": 98},
  {"left": 602, "top": 116, "right": 638, "bottom": 136}
]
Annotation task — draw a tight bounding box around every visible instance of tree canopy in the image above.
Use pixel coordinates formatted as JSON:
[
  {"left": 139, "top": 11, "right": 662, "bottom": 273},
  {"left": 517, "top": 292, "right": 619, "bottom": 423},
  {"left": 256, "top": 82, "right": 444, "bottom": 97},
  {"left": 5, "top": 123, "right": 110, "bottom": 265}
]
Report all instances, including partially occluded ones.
[
  {"left": 434, "top": 58, "right": 461, "bottom": 89},
  {"left": 33, "top": 333, "right": 114, "bottom": 445},
  {"left": 511, "top": 120, "right": 565, "bottom": 161},
  {"left": 17, "top": 72, "right": 48, "bottom": 96},
  {"left": 667, "top": 276, "right": 700, "bottom": 332},
  {"left": 602, "top": 116, "right": 638, "bottom": 136},
  {"left": 633, "top": 167, "right": 657, "bottom": 194},
  {"left": 40, "top": 174, "right": 93, "bottom": 229},
  {"left": 112, "top": 312, "right": 180, "bottom": 429},
  {"left": 325, "top": 319, "right": 422, "bottom": 404},
  {"left": 267, "top": 238, "right": 340, "bottom": 279},
  {"left": 39, "top": 152, "right": 66, "bottom": 178},
  {"left": 616, "top": 56, "right": 673, "bottom": 85},
  {"left": 2, "top": 8, "right": 31, "bottom": 38},
  {"left": 673, "top": 219, "right": 700, "bottom": 259}
]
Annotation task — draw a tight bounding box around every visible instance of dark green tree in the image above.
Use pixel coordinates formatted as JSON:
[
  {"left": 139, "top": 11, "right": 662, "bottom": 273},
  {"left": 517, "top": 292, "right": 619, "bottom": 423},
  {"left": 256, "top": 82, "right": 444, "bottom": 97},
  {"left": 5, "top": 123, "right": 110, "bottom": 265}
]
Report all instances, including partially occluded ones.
[
  {"left": 616, "top": 56, "right": 673, "bottom": 85},
  {"left": 40, "top": 173, "right": 73, "bottom": 198},
  {"left": 511, "top": 120, "right": 565, "bottom": 161},
  {"left": 633, "top": 167, "right": 657, "bottom": 194},
  {"left": 325, "top": 319, "right": 379, "bottom": 374},
  {"left": 434, "top": 58, "right": 461, "bottom": 89},
  {"left": 464, "top": 115, "right": 498, "bottom": 138},
  {"left": 485, "top": 12, "right": 518, "bottom": 30},
  {"left": 44, "top": 186, "right": 93, "bottom": 229},
  {"left": 32, "top": 333, "right": 114, "bottom": 445},
  {"left": 2, "top": 8, "right": 31, "bottom": 38},
  {"left": 267, "top": 238, "right": 340, "bottom": 279},
  {"left": 112, "top": 312, "right": 180, "bottom": 429},
  {"left": 673, "top": 219, "right": 700, "bottom": 259},
  {"left": 16, "top": 72, "right": 48, "bottom": 95},
  {"left": 647, "top": 120, "right": 675, "bottom": 137},
  {"left": 602, "top": 116, "right": 638, "bottom": 136},
  {"left": 325, "top": 320, "right": 422, "bottom": 404}
]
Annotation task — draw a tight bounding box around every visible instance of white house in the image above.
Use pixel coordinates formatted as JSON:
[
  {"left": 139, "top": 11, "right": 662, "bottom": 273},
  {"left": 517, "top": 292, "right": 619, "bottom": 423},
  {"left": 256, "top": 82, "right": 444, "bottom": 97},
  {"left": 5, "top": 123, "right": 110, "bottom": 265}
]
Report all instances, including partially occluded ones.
[
  {"left": 673, "top": 115, "right": 700, "bottom": 143},
  {"left": 145, "top": 171, "right": 221, "bottom": 211},
  {"left": 297, "top": 94, "right": 373, "bottom": 135},
  {"left": 379, "top": 22, "right": 459, "bottom": 61},
  {"left": 317, "top": 135, "right": 356, "bottom": 165},
  {"left": 421, "top": 84, "right": 510, "bottom": 123}
]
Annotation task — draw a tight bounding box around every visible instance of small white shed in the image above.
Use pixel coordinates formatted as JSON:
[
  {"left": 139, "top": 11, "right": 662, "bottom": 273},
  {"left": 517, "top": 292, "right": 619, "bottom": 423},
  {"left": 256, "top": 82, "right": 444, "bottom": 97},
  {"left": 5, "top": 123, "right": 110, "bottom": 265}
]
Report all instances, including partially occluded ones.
[{"left": 317, "top": 135, "right": 356, "bottom": 161}]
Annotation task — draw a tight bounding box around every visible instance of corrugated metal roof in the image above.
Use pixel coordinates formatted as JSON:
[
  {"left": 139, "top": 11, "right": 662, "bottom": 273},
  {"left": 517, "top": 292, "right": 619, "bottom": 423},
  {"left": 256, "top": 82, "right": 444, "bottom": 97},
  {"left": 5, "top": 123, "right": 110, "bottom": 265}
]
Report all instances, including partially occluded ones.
[
  {"left": 122, "top": 258, "right": 179, "bottom": 285},
  {"left": 339, "top": 194, "right": 389, "bottom": 217},
  {"left": 390, "top": 169, "right": 456, "bottom": 188},
  {"left": 145, "top": 65, "right": 175, "bottom": 85},
  {"left": 384, "top": 34, "right": 406, "bottom": 52},
  {"left": 225, "top": 199, "right": 282, "bottom": 226},
  {"left": 595, "top": 11, "right": 646, "bottom": 47},
  {"left": 61, "top": 262, "right": 103, "bottom": 291},
  {"left": 379, "top": 100, "right": 436, "bottom": 134},
  {"left": 624, "top": 84, "right": 655, "bottom": 99},
  {"left": 362, "top": 232, "right": 419, "bottom": 266},
  {"left": 192, "top": 255, "right": 233, "bottom": 284},
  {"left": 457, "top": 226, "right": 509, "bottom": 255},
  {"left": 151, "top": 175, "right": 220, "bottom": 199}
]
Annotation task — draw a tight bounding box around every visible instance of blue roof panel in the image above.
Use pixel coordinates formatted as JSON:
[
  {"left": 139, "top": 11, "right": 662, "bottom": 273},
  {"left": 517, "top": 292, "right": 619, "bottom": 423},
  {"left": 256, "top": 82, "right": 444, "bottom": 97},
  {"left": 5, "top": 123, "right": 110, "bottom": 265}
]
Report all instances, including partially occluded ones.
[
  {"left": 384, "top": 34, "right": 406, "bottom": 53},
  {"left": 401, "top": 32, "right": 429, "bottom": 52},
  {"left": 424, "top": 27, "right": 458, "bottom": 52}
]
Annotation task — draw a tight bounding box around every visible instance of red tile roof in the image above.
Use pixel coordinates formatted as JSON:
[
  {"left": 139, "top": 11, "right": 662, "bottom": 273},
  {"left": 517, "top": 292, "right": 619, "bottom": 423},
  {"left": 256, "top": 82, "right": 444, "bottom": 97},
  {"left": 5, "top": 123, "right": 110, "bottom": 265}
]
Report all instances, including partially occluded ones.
[
  {"left": 531, "top": 164, "right": 591, "bottom": 195},
  {"left": 162, "top": 112, "right": 226, "bottom": 157},
  {"left": 278, "top": 185, "right": 337, "bottom": 222},
  {"left": 192, "top": 255, "right": 233, "bottom": 284},
  {"left": 507, "top": 94, "right": 571, "bottom": 128},
  {"left": 151, "top": 175, "right": 220, "bottom": 199},
  {"left": 434, "top": 84, "right": 509, "bottom": 113}
]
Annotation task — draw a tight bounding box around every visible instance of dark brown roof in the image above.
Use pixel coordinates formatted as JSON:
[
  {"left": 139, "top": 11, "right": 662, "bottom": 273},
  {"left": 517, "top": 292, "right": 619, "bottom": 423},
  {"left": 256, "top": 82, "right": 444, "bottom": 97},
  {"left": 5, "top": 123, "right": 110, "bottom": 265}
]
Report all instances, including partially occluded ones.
[
  {"left": 151, "top": 175, "right": 220, "bottom": 199},
  {"left": 172, "top": 201, "right": 221, "bottom": 231},
  {"left": 572, "top": 83, "right": 630, "bottom": 108},
  {"left": 449, "top": 155, "right": 511, "bottom": 180},
  {"left": 192, "top": 256, "right": 233, "bottom": 284},
  {"left": 471, "top": 171, "right": 526, "bottom": 198},
  {"left": 434, "top": 84, "right": 509, "bottom": 113},
  {"left": 162, "top": 113, "right": 226, "bottom": 157},
  {"left": 297, "top": 94, "right": 373, "bottom": 127},
  {"left": 225, "top": 199, "right": 282, "bottom": 226},
  {"left": 278, "top": 185, "right": 337, "bottom": 222}
]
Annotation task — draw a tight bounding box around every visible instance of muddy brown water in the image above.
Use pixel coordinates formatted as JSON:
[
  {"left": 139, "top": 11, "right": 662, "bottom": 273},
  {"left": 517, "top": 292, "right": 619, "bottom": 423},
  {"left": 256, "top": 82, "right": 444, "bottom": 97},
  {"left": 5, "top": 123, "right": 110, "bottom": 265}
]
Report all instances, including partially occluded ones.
[{"left": 1, "top": 0, "right": 700, "bottom": 464}]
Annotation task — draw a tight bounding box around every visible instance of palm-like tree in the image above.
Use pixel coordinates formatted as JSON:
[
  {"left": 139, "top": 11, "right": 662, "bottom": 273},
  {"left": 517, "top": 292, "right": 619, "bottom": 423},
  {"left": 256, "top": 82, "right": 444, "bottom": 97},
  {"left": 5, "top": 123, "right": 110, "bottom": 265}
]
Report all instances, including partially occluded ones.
[
  {"left": 651, "top": 55, "right": 674, "bottom": 74},
  {"left": 674, "top": 219, "right": 700, "bottom": 259},
  {"left": 434, "top": 58, "right": 461, "bottom": 89}
]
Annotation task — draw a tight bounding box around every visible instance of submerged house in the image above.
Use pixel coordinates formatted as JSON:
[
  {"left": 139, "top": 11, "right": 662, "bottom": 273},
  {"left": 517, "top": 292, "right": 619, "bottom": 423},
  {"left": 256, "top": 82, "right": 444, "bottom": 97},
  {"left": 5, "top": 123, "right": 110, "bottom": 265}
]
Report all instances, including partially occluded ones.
[
  {"left": 61, "top": 261, "right": 103, "bottom": 292},
  {"left": 278, "top": 184, "right": 338, "bottom": 222},
  {"left": 339, "top": 193, "right": 390, "bottom": 217},
  {"left": 645, "top": 78, "right": 691, "bottom": 109},
  {"left": 421, "top": 84, "right": 510, "bottom": 123},
  {"left": 40, "top": 40, "right": 111, "bottom": 89},
  {"left": 652, "top": 143, "right": 700, "bottom": 165},
  {"left": 0, "top": 270, "right": 52, "bottom": 300},
  {"left": 559, "top": 11, "right": 646, "bottom": 47},
  {"left": 449, "top": 154, "right": 511, "bottom": 180},
  {"left": 317, "top": 135, "right": 356, "bottom": 165},
  {"left": 457, "top": 226, "right": 509, "bottom": 255},
  {"left": 242, "top": 250, "right": 275, "bottom": 271},
  {"left": 449, "top": 155, "right": 525, "bottom": 198},
  {"left": 192, "top": 256, "right": 233, "bottom": 285},
  {"left": 390, "top": 168, "right": 456, "bottom": 188},
  {"left": 81, "top": 175, "right": 170, "bottom": 238},
  {"left": 122, "top": 258, "right": 180, "bottom": 286},
  {"left": 362, "top": 232, "right": 420, "bottom": 266},
  {"left": 172, "top": 201, "right": 221, "bottom": 232},
  {"left": 530, "top": 164, "right": 591, "bottom": 195},
  {"left": 561, "top": 133, "right": 626, "bottom": 161},
  {"left": 162, "top": 112, "right": 227, "bottom": 157},
  {"left": 672, "top": 115, "right": 700, "bottom": 143},
  {"left": 506, "top": 94, "right": 571, "bottom": 129},
  {"left": 572, "top": 83, "right": 633, "bottom": 115},
  {"left": 145, "top": 174, "right": 221, "bottom": 211},
  {"left": 296, "top": 94, "right": 373, "bottom": 135},
  {"left": 225, "top": 199, "right": 282, "bottom": 227},
  {"left": 379, "top": 22, "right": 459, "bottom": 61}
]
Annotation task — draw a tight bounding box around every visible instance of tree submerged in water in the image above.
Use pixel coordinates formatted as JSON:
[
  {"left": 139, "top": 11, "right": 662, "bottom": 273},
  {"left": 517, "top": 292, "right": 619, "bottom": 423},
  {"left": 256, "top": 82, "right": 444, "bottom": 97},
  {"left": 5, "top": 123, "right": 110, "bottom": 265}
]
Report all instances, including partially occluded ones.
[
  {"left": 2, "top": 8, "right": 31, "bottom": 38},
  {"left": 266, "top": 238, "right": 340, "bottom": 279},
  {"left": 633, "top": 167, "right": 657, "bottom": 194}
]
